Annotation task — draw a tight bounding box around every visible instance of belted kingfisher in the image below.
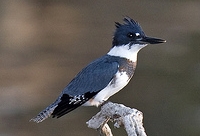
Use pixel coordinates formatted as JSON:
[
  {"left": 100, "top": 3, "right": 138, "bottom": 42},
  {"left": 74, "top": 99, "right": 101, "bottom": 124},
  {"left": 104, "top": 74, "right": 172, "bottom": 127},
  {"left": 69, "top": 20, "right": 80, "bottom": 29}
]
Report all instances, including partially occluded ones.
[{"left": 31, "top": 17, "right": 166, "bottom": 123}]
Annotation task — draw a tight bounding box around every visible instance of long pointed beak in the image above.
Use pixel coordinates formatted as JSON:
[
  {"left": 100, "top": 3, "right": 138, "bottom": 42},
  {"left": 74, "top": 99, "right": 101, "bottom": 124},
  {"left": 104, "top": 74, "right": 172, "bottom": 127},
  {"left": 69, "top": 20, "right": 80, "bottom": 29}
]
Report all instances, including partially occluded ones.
[{"left": 140, "top": 36, "right": 166, "bottom": 44}]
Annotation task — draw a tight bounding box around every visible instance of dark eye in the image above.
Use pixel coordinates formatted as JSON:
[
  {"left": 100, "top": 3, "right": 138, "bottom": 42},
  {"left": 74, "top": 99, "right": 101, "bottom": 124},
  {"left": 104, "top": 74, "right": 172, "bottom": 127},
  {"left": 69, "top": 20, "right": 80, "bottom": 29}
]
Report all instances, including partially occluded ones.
[
  {"left": 127, "top": 32, "right": 141, "bottom": 39},
  {"left": 127, "top": 32, "right": 135, "bottom": 38}
]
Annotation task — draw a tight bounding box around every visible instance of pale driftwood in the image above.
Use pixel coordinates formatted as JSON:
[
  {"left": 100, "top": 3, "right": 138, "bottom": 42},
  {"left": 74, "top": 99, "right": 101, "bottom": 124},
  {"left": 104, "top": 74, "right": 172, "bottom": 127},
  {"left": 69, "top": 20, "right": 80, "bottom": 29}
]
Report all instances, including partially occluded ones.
[{"left": 86, "top": 102, "right": 147, "bottom": 136}]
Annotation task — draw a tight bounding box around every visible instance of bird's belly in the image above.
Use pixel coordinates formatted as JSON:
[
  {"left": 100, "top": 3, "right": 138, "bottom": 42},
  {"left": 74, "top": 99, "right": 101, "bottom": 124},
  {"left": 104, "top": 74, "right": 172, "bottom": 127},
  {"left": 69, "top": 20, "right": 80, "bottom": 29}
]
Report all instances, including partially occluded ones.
[{"left": 83, "top": 71, "right": 131, "bottom": 107}]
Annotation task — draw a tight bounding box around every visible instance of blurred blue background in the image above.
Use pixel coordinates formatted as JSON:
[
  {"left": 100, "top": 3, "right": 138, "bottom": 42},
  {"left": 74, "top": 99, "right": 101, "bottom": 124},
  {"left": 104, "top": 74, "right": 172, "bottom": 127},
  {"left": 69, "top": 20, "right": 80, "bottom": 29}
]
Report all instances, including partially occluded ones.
[{"left": 0, "top": 0, "right": 200, "bottom": 136}]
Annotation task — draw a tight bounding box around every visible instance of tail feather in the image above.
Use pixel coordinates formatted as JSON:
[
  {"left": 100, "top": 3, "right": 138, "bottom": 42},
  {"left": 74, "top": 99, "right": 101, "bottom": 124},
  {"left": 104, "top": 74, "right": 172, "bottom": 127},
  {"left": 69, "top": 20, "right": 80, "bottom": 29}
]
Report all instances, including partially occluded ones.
[
  {"left": 30, "top": 92, "right": 98, "bottom": 122},
  {"left": 30, "top": 104, "right": 58, "bottom": 123}
]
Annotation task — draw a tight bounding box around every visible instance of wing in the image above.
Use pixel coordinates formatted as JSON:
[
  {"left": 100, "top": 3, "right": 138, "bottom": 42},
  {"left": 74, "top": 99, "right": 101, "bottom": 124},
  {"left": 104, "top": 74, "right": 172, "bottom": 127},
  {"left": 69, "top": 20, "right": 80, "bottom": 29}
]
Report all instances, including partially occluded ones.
[
  {"left": 52, "top": 55, "right": 119, "bottom": 117},
  {"left": 30, "top": 55, "right": 119, "bottom": 122},
  {"left": 63, "top": 56, "right": 119, "bottom": 96}
]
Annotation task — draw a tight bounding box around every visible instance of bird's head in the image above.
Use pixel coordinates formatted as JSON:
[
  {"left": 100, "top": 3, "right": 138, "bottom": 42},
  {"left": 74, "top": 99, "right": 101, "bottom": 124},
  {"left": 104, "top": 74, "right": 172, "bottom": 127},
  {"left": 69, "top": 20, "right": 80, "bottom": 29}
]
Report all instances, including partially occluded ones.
[{"left": 112, "top": 17, "right": 166, "bottom": 47}]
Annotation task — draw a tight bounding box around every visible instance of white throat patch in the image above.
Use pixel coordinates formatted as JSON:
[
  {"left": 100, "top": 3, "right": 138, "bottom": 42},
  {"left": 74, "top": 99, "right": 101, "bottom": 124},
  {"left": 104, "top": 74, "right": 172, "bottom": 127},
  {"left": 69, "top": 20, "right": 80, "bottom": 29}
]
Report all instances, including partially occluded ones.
[{"left": 107, "top": 43, "right": 147, "bottom": 62}]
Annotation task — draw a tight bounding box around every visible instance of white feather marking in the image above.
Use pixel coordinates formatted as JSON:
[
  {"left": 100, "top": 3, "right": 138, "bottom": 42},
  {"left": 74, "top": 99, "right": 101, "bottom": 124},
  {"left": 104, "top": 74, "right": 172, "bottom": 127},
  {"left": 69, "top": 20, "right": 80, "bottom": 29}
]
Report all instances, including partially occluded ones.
[
  {"left": 83, "top": 71, "right": 130, "bottom": 107},
  {"left": 107, "top": 43, "right": 147, "bottom": 62}
]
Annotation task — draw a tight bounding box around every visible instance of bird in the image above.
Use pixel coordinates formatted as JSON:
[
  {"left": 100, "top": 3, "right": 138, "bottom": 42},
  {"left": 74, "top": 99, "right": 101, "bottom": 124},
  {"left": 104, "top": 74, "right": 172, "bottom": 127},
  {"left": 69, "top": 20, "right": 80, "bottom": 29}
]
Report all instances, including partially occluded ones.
[{"left": 30, "top": 17, "right": 166, "bottom": 123}]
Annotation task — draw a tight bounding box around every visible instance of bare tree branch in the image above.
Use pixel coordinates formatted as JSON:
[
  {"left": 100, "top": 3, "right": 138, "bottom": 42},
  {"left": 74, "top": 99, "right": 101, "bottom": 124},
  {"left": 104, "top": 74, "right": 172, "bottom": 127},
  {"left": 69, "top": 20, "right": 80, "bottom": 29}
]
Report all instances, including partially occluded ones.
[{"left": 86, "top": 102, "right": 147, "bottom": 136}]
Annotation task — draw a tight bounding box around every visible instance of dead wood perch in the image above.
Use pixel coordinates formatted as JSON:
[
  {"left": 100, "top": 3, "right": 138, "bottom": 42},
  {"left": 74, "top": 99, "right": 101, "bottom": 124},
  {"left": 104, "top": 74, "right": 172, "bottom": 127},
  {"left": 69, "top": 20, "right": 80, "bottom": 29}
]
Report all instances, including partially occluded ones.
[{"left": 86, "top": 102, "right": 147, "bottom": 136}]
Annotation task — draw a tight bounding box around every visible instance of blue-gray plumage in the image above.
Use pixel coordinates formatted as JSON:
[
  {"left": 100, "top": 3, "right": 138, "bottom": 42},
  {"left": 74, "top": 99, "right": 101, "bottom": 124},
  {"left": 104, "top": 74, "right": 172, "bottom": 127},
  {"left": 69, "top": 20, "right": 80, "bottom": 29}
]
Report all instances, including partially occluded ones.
[{"left": 30, "top": 17, "right": 166, "bottom": 123}]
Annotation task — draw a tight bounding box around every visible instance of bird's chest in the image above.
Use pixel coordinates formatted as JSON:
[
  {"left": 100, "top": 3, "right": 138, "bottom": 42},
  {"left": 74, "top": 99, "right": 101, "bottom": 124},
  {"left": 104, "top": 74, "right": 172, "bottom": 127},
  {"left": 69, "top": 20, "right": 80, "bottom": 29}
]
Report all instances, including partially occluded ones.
[
  {"left": 118, "top": 59, "right": 136, "bottom": 78},
  {"left": 84, "top": 60, "right": 136, "bottom": 107},
  {"left": 109, "top": 60, "right": 136, "bottom": 89}
]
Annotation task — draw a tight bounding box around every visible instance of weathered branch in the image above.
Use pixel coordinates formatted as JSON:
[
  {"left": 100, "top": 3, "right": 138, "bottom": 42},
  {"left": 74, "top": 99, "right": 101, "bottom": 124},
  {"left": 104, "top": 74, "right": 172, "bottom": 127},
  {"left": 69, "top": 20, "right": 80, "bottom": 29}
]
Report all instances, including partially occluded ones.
[{"left": 86, "top": 102, "right": 147, "bottom": 136}]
